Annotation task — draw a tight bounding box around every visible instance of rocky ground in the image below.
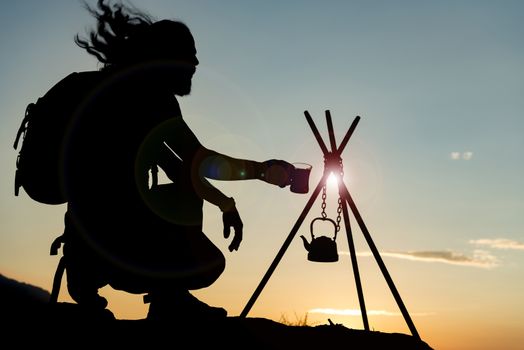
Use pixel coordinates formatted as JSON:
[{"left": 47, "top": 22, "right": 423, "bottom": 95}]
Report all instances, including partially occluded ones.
[{"left": 1, "top": 274, "right": 434, "bottom": 349}]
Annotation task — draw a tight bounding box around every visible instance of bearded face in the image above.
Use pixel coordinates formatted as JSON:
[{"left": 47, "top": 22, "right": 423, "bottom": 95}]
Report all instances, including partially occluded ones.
[{"left": 126, "top": 20, "right": 200, "bottom": 96}]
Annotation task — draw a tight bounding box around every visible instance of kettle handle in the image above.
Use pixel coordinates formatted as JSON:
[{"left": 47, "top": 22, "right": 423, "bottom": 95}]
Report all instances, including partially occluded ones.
[{"left": 310, "top": 217, "right": 337, "bottom": 241}]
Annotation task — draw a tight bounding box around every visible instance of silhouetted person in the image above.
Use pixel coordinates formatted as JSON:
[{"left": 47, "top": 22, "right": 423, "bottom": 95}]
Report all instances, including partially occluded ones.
[{"left": 61, "top": 0, "right": 295, "bottom": 321}]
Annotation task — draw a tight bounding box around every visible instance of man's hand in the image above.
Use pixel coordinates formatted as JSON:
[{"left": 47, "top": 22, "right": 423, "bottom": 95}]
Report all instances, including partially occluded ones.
[
  {"left": 261, "top": 159, "right": 293, "bottom": 187},
  {"left": 223, "top": 206, "right": 243, "bottom": 252}
]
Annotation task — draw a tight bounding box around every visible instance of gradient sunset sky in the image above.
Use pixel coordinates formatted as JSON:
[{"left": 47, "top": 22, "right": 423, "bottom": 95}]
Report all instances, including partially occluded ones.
[{"left": 1, "top": 1, "right": 523, "bottom": 349}]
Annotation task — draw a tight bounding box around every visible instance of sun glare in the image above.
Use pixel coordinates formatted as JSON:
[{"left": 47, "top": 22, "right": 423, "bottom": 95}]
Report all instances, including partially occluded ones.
[{"left": 327, "top": 172, "right": 339, "bottom": 188}]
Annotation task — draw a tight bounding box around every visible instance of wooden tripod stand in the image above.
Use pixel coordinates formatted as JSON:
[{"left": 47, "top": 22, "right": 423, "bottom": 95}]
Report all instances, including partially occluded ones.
[{"left": 240, "top": 110, "right": 421, "bottom": 340}]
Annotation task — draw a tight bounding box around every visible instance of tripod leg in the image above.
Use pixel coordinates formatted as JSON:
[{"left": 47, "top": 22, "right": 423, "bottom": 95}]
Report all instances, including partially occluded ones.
[
  {"left": 340, "top": 181, "right": 421, "bottom": 340},
  {"left": 240, "top": 173, "right": 329, "bottom": 318},
  {"left": 305, "top": 111, "right": 330, "bottom": 155},
  {"left": 338, "top": 184, "right": 370, "bottom": 331}
]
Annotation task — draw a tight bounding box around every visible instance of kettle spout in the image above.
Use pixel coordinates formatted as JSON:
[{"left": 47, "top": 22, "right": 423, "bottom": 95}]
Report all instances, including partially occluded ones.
[{"left": 300, "top": 235, "right": 311, "bottom": 251}]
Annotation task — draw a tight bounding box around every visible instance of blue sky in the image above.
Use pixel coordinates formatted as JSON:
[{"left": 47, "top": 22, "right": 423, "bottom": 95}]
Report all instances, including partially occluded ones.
[{"left": 1, "top": 1, "right": 523, "bottom": 349}]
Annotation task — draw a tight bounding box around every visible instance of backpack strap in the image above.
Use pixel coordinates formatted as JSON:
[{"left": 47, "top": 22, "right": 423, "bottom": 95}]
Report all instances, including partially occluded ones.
[
  {"left": 50, "top": 234, "right": 65, "bottom": 256},
  {"left": 13, "top": 102, "right": 35, "bottom": 150},
  {"left": 49, "top": 234, "right": 66, "bottom": 304},
  {"left": 13, "top": 103, "right": 36, "bottom": 197},
  {"left": 49, "top": 256, "right": 66, "bottom": 304}
]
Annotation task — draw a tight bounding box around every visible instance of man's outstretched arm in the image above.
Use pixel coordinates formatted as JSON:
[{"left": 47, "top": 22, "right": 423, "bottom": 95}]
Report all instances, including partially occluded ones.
[
  {"left": 195, "top": 149, "right": 293, "bottom": 188},
  {"left": 158, "top": 116, "right": 294, "bottom": 186}
]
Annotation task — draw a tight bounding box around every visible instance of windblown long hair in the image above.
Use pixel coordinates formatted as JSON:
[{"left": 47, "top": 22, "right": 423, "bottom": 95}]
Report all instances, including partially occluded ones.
[{"left": 75, "top": 0, "right": 155, "bottom": 68}]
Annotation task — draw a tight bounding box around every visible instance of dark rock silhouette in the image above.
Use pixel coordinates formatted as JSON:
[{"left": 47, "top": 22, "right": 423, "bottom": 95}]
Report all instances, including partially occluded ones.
[
  {"left": 0, "top": 273, "right": 50, "bottom": 319},
  {"left": 1, "top": 274, "right": 433, "bottom": 349}
]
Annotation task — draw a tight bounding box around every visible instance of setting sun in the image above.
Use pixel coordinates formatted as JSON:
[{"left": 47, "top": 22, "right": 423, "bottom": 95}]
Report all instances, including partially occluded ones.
[
  {"left": 327, "top": 172, "right": 339, "bottom": 188},
  {"left": 326, "top": 171, "right": 349, "bottom": 190}
]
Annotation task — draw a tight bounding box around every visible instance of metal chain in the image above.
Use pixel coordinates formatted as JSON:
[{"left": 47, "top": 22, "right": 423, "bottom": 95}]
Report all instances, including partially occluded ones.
[
  {"left": 320, "top": 156, "right": 345, "bottom": 236},
  {"left": 335, "top": 158, "right": 344, "bottom": 234},
  {"left": 320, "top": 156, "right": 345, "bottom": 237},
  {"left": 336, "top": 197, "right": 342, "bottom": 234},
  {"left": 321, "top": 184, "right": 327, "bottom": 219}
]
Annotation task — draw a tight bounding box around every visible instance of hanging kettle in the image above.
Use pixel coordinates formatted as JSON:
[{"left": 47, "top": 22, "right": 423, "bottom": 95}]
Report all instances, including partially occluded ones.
[{"left": 300, "top": 217, "right": 339, "bottom": 262}]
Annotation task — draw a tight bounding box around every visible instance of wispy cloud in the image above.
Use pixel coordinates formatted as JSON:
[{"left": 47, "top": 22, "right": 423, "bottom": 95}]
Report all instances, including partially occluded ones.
[
  {"left": 469, "top": 238, "right": 524, "bottom": 251},
  {"left": 338, "top": 238, "right": 521, "bottom": 269},
  {"left": 450, "top": 151, "right": 473, "bottom": 160},
  {"left": 343, "top": 249, "right": 498, "bottom": 268},
  {"left": 450, "top": 152, "right": 461, "bottom": 160},
  {"left": 309, "top": 308, "right": 435, "bottom": 317}
]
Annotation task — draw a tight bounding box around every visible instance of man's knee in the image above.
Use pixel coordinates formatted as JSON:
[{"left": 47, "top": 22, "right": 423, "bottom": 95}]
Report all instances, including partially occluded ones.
[{"left": 190, "top": 252, "right": 225, "bottom": 290}]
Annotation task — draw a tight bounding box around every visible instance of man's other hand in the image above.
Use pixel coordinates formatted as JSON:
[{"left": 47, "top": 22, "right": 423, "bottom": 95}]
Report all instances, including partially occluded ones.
[{"left": 223, "top": 206, "right": 243, "bottom": 251}]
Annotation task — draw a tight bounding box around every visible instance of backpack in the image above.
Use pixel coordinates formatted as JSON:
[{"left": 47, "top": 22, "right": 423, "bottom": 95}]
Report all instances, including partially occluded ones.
[{"left": 13, "top": 71, "right": 100, "bottom": 205}]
